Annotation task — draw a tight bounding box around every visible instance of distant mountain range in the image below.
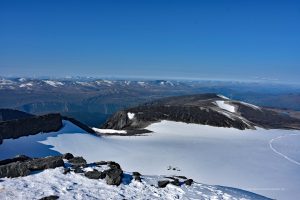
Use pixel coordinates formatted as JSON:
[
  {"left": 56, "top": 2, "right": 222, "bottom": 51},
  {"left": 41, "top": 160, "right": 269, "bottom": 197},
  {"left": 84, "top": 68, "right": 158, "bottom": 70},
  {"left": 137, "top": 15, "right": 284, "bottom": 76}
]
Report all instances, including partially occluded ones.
[{"left": 1, "top": 77, "right": 300, "bottom": 127}]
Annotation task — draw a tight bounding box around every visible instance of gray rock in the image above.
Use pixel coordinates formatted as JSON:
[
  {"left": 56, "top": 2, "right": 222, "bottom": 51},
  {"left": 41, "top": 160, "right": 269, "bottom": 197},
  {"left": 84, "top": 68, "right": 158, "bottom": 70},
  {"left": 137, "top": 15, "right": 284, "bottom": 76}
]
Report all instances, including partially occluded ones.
[
  {"left": 69, "top": 157, "right": 87, "bottom": 167},
  {"left": 0, "top": 161, "right": 30, "bottom": 178},
  {"left": 107, "top": 161, "right": 121, "bottom": 169},
  {"left": 0, "top": 155, "right": 31, "bottom": 166},
  {"left": 184, "top": 179, "right": 193, "bottom": 186},
  {"left": 170, "top": 178, "right": 180, "bottom": 186},
  {"left": 84, "top": 169, "right": 104, "bottom": 179},
  {"left": 158, "top": 180, "right": 170, "bottom": 188},
  {"left": 73, "top": 167, "right": 84, "bottom": 173},
  {"left": 39, "top": 195, "right": 59, "bottom": 200},
  {"left": 132, "top": 172, "right": 141, "bottom": 176},
  {"left": 27, "top": 156, "right": 64, "bottom": 171},
  {"left": 104, "top": 168, "right": 123, "bottom": 186},
  {"left": 62, "top": 153, "right": 74, "bottom": 160},
  {"left": 0, "top": 156, "right": 64, "bottom": 178}
]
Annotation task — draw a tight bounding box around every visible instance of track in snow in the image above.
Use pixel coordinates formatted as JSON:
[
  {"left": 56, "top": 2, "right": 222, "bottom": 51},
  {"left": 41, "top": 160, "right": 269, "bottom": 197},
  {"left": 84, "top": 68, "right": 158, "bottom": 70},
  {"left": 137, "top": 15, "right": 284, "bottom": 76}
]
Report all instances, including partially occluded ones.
[{"left": 269, "top": 133, "right": 300, "bottom": 166}]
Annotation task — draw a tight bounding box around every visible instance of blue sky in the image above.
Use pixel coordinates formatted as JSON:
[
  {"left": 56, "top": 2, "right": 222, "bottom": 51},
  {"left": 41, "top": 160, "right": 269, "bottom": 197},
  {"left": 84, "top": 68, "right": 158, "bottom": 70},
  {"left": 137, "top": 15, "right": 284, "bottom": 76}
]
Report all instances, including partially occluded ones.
[{"left": 0, "top": 0, "right": 299, "bottom": 82}]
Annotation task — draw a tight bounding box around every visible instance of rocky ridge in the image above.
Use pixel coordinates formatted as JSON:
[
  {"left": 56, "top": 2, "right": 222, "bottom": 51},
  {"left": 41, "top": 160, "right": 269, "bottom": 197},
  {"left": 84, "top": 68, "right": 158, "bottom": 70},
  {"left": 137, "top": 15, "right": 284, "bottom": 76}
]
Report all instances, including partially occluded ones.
[{"left": 102, "top": 93, "right": 300, "bottom": 132}]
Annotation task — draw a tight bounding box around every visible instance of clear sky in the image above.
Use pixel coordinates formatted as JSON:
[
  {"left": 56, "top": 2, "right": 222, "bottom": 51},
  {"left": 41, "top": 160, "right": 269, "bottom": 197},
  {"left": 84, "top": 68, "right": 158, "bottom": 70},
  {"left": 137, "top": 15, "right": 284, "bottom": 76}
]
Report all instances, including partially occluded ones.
[{"left": 0, "top": 0, "right": 299, "bottom": 83}]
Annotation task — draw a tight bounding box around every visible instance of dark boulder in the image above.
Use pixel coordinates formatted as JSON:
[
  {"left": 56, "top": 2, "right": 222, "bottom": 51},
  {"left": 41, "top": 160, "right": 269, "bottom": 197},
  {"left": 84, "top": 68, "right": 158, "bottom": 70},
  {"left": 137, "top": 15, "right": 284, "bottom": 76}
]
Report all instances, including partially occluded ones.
[
  {"left": 27, "top": 156, "right": 64, "bottom": 171},
  {"left": 132, "top": 172, "right": 141, "bottom": 176},
  {"left": 158, "top": 180, "right": 170, "bottom": 188},
  {"left": 62, "top": 153, "right": 74, "bottom": 160},
  {"left": 107, "top": 161, "right": 121, "bottom": 169},
  {"left": 0, "top": 155, "right": 31, "bottom": 166},
  {"left": 170, "top": 178, "right": 180, "bottom": 186},
  {"left": 0, "top": 161, "right": 30, "bottom": 178},
  {"left": 39, "top": 195, "right": 59, "bottom": 200},
  {"left": 104, "top": 168, "right": 123, "bottom": 186},
  {"left": 84, "top": 169, "right": 104, "bottom": 179},
  {"left": 184, "top": 179, "right": 193, "bottom": 186},
  {"left": 69, "top": 157, "right": 87, "bottom": 167}
]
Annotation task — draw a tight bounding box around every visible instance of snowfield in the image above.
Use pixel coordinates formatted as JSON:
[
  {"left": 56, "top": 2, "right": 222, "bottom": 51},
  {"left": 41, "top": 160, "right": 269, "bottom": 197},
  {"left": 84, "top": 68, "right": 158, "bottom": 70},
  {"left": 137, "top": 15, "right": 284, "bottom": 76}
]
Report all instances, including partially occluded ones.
[
  {"left": 127, "top": 112, "right": 135, "bottom": 120},
  {"left": 215, "top": 100, "right": 236, "bottom": 112},
  {"left": 1, "top": 120, "right": 300, "bottom": 199},
  {"left": 43, "top": 80, "right": 64, "bottom": 87},
  {"left": 92, "top": 127, "right": 127, "bottom": 134}
]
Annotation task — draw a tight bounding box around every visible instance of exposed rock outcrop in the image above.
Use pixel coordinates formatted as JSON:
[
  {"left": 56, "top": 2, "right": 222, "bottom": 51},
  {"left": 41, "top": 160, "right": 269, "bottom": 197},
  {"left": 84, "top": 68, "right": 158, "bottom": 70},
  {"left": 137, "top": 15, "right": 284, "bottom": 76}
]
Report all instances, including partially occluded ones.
[
  {"left": 27, "top": 156, "right": 65, "bottom": 171},
  {"left": 104, "top": 162, "right": 123, "bottom": 186},
  {"left": 0, "top": 155, "right": 64, "bottom": 178},
  {"left": 84, "top": 169, "right": 105, "bottom": 179},
  {"left": 102, "top": 93, "right": 300, "bottom": 131},
  {"left": 0, "top": 109, "right": 34, "bottom": 121},
  {"left": 0, "top": 155, "right": 31, "bottom": 166},
  {"left": 62, "top": 116, "right": 96, "bottom": 134},
  {"left": 158, "top": 180, "right": 170, "bottom": 188},
  {"left": 0, "top": 161, "right": 31, "bottom": 178},
  {"left": 0, "top": 113, "right": 63, "bottom": 140},
  {"left": 0, "top": 109, "right": 96, "bottom": 145},
  {"left": 68, "top": 157, "right": 87, "bottom": 167}
]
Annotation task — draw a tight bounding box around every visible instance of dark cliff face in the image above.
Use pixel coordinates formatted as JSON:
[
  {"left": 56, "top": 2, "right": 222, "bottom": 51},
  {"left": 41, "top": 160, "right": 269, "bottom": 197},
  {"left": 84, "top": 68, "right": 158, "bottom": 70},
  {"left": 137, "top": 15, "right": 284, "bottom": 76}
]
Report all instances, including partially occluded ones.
[
  {"left": 0, "top": 114, "right": 63, "bottom": 144},
  {"left": 0, "top": 109, "right": 34, "bottom": 121},
  {"left": 102, "top": 93, "right": 300, "bottom": 131}
]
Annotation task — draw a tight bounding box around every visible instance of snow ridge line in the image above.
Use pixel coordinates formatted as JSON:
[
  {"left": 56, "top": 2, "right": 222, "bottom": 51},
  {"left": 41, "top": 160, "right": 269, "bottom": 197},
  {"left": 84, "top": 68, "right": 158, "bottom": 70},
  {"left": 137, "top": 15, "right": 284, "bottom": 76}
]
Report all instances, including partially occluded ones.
[{"left": 269, "top": 134, "right": 300, "bottom": 166}]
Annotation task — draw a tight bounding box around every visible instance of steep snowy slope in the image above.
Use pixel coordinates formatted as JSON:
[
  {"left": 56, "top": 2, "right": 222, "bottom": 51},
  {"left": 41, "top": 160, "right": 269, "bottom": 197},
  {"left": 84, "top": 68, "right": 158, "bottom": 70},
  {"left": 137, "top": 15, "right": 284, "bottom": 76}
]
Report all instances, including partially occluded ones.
[{"left": 0, "top": 167, "right": 270, "bottom": 200}]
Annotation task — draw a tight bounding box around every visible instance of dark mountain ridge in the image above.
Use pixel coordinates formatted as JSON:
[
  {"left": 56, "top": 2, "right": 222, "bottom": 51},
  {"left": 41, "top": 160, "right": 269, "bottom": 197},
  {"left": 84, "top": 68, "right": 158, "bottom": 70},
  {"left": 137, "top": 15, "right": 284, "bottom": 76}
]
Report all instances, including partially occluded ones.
[
  {"left": 102, "top": 93, "right": 300, "bottom": 131},
  {"left": 0, "top": 109, "right": 96, "bottom": 144}
]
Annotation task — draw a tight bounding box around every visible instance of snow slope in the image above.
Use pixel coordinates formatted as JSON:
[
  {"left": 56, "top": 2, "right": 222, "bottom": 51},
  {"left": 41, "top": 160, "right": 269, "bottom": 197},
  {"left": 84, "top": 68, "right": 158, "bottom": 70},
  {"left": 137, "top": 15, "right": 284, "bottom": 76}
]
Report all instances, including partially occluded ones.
[
  {"left": 1, "top": 121, "right": 300, "bottom": 199},
  {"left": 0, "top": 166, "right": 269, "bottom": 200}
]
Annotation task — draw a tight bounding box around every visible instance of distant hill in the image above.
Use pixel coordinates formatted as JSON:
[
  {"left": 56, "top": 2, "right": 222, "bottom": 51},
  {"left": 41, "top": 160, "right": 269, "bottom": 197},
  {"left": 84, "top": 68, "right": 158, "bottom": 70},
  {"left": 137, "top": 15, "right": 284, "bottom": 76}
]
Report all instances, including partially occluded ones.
[{"left": 102, "top": 93, "right": 300, "bottom": 131}]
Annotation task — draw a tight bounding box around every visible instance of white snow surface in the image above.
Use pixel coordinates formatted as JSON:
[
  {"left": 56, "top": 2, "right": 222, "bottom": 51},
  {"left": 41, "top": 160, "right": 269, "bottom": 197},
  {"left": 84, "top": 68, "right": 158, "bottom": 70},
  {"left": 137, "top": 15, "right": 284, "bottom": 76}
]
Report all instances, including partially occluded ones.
[
  {"left": 127, "top": 112, "right": 135, "bottom": 120},
  {"left": 217, "top": 94, "right": 230, "bottom": 100},
  {"left": 1, "top": 121, "right": 300, "bottom": 199},
  {"left": 19, "top": 83, "right": 33, "bottom": 88},
  {"left": 239, "top": 101, "right": 261, "bottom": 110},
  {"left": 0, "top": 167, "right": 268, "bottom": 200},
  {"left": 92, "top": 127, "right": 127, "bottom": 134},
  {"left": 43, "top": 80, "right": 64, "bottom": 87},
  {"left": 215, "top": 100, "right": 236, "bottom": 112}
]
